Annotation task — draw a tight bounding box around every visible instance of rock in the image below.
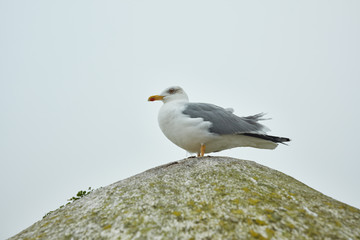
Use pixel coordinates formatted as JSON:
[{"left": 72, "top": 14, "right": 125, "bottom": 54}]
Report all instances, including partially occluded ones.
[{"left": 10, "top": 157, "right": 360, "bottom": 239}]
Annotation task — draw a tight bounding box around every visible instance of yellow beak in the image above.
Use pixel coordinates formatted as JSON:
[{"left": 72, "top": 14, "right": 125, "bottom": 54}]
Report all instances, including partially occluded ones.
[{"left": 148, "top": 95, "right": 164, "bottom": 101}]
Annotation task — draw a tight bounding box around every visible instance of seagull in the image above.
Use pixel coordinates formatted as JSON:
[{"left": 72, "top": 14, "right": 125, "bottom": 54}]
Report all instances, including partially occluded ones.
[{"left": 148, "top": 86, "right": 290, "bottom": 157}]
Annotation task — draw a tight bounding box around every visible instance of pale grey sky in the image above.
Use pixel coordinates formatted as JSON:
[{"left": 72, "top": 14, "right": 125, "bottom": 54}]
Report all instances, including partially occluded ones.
[{"left": 1, "top": 1, "right": 360, "bottom": 238}]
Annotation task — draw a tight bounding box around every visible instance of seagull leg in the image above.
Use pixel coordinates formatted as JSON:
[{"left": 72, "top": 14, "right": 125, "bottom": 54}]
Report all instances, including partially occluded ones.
[{"left": 199, "top": 144, "right": 206, "bottom": 157}]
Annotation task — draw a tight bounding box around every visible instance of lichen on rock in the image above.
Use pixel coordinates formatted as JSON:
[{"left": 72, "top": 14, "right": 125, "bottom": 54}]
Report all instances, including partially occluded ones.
[{"left": 9, "top": 157, "right": 360, "bottom": 240}]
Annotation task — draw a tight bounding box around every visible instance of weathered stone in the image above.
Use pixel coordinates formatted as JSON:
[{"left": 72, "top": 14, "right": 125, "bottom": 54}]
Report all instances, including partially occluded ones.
[{"left": 10, "top": 157, "right": 360, "bottom": 240}]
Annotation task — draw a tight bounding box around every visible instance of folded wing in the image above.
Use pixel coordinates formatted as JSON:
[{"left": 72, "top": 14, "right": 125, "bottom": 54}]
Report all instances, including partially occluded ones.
[{"left": 183, "top": 103, "right": 269, "bottom": 135}]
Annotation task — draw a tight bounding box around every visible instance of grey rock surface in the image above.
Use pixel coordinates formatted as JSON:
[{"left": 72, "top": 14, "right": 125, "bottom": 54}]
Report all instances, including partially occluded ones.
[{"left": 10, "top": 157, "right": 360, "bottom": 240}]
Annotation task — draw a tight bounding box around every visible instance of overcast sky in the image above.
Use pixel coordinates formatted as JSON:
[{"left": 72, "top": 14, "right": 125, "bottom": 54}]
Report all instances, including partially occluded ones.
[{"left": 1, "top": 0, "right": 360, "bottom": 238}]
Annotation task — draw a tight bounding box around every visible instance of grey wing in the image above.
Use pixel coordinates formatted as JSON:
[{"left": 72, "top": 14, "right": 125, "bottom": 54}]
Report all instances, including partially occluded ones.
[{"left": 182, "top": 103, "right": 269, "bottom": 135}]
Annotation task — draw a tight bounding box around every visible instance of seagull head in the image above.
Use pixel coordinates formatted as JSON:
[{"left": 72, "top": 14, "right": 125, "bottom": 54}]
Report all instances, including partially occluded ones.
[{"left": 148, "top": 86, "right": 189, "bottom": 103}]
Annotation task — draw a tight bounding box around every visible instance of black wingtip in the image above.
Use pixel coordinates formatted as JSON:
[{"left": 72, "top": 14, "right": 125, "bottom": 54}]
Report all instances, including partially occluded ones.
[{"left": 242, "top": 133, "right": 291, "bottom": 144}]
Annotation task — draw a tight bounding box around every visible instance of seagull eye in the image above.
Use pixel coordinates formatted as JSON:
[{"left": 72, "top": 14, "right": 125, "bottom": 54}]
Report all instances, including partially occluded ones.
[{"left": 168, "top": 88, "right": 176, "bottom": 94}]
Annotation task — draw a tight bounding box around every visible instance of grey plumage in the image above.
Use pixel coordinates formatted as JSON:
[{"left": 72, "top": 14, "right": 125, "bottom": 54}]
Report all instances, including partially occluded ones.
[
  {"left": 183, "top": 103, "right": 268, "bottom": 135},
  {"left": 183, "top": 102, "right": 290, "bottom": 144}
]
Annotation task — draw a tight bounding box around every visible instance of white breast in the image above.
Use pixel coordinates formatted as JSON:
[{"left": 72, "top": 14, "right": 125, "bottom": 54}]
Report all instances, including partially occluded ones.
[{"left": 158, "top": 101, "right": 216, "bottom": 153}]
